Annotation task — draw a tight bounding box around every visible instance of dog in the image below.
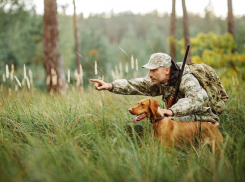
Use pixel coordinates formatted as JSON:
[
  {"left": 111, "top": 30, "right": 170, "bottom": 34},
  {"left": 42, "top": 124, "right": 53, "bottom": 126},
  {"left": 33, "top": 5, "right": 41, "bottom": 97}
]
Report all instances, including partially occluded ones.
[{"left": 129, "top": 99, "right": 223, "bottom": 152}]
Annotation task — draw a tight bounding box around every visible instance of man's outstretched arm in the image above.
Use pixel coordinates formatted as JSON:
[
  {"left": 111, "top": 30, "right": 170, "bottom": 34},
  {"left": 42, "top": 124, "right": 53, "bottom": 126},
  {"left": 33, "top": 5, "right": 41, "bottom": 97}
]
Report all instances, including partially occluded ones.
[{"left": 90, "top": 77, "right": 159, "bottom": 96}]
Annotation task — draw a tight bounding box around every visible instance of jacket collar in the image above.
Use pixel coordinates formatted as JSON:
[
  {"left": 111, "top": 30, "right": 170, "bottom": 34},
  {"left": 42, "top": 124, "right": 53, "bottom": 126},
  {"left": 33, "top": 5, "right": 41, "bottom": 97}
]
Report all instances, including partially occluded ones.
[{"left": 167, "top": 59, "right": 180, "bottom": 86}]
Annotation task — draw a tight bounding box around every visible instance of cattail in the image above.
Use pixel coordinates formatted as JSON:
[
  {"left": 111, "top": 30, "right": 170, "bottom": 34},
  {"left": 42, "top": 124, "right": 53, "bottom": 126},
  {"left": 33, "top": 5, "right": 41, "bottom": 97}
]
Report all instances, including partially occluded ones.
[
  {"left": 51, "top": 68, "right": 57, "bottom": 85},
  {"left": 74, "top": 69, "right": 78, "bottom": 80},
  {"left": 2, "top": 74, "right": 6, "bottom": 82},
  {"left": 46, "top": 75, "right": 51, "bottom": 85},
  {"left": 24, "top": 64, "right": 27, "bottom": 79},
  {"left": 79, "top": 64, "right": 83, "bottom": 85},
  {"left": 26, "top": 77, "right": 30, "bottom": 89},
  {"left": 76, "top": 78, "right": 80, "bottom": 87},
  {"left": 125, "top": 63, "right": 129, "bottom": 73},
  {"left": 6, "top": 65, "right": 9, "bottom": 78},
  {"left": 67, "top": 70, "right": 70, "bottom": 83},
  {"left": 74, "top": 69, "right": 80, "bottom": 87},
  {"left": 15, "top": 85, "right": 18, "bottom": 92},
  {"left": 131, "top": 55, "right": 134, "bottom": 69},
  {"left": 135, "top": 58, "right": 138, "bottom": 71},
  {"left": 51, "top": 68, "right": 56, "bottom": 75},
  {"left": 14, "top": 76, "right": 22, "bottom": 87},
  {"left": 28, "top": 69, "right": 33, "bottom": 85},
  {"left": 52, "top": 74, "right": 57, "bottom": 86},
  {"left": 10, "top": 64, "right": 14, "bottom": 80},
  {"left": 95, "top": 61, "right": 98, "bottom": 75},
  {"left": 80, "top": 64, "right": 83, "bottom": 77},
  {"left": 22, "top": 79, "right": 25, "bottom": 86}
]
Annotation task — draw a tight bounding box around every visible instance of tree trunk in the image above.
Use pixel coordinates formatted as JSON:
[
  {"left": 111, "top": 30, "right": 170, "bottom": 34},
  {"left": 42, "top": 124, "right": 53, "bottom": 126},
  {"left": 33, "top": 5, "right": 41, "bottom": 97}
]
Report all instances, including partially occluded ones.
[
  {"left": 73, "top": 0, "right": 81, "bottom": 74},
  {"left": 182, "top": 0, "right": 192, "bottom": 64},
  {"left": 227, "top": 0, "right": 235, "bottom": 53},
  {"left": 43, "top": 0, "right": 65, "bottom": 93},
  {"left": 170, "top": 0, "right": 176, "bottom": 61}
]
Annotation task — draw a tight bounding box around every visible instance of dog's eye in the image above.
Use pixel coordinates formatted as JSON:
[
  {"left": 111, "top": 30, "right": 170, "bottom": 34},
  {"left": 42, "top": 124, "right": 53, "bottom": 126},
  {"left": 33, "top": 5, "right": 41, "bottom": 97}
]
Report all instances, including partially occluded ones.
[{"left": 141, "top": 103, "right": 144, "bottom": 106}]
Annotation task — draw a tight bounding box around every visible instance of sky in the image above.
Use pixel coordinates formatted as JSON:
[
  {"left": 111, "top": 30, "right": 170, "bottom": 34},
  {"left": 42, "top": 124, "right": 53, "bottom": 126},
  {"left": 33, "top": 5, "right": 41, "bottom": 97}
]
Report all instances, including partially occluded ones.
[{"left": 32, "top": 0, "right": 245, "bottom": 18}]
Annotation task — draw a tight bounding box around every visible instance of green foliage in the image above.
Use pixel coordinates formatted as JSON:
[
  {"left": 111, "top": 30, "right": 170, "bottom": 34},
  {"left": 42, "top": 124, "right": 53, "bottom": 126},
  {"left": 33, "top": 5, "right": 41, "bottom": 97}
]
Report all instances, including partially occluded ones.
[
  {"left": 79, "top": 27, "right": 109, "bottom": 86},
  {"left": 178, "top": 32, "right": 245, "bottom": 80},
  {"left": 0, "top": 1, "right": 44, "bottom": 88},
  {"left": 1, "top": 2, "right": 245, "bottom": 88},
  {"left": 56, "top": 12, "right": 245, "bottom": 85},
  {"left": 0, "top": 1, "right": 43, "bottom": 68},
  {"left": 235, "top": 16, "right": 245, "bottom": 53},
  {"left": 0, "top": 83, "right": 244, "bottom": 181}
]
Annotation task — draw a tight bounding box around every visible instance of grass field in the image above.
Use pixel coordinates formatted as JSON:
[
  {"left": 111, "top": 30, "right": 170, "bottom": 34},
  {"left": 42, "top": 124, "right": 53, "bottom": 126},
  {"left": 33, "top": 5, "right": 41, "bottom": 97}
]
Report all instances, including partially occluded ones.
[{"left": 0, "top": 82, "right": 244, "bottom": 182}]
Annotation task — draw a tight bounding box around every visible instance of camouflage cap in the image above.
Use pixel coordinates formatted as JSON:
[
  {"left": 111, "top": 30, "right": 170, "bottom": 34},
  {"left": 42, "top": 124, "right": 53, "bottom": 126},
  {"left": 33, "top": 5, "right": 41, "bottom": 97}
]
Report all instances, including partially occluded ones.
[{"left": 142, "top": 53, "right": 172, "bottom": 69}]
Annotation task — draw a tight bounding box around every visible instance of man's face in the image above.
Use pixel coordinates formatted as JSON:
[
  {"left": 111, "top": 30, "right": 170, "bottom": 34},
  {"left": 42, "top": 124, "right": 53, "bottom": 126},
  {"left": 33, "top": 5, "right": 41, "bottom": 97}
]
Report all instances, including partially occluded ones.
[{"left": 148, "top": 67, "right": 170, "bottom": 84}]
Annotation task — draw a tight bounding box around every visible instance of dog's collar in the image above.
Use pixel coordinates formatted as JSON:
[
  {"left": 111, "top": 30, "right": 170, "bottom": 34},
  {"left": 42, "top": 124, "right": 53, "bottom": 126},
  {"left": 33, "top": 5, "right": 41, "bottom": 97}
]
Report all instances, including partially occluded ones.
[{"left": 150, "top": 115, "right": 165, "bottom": 123}]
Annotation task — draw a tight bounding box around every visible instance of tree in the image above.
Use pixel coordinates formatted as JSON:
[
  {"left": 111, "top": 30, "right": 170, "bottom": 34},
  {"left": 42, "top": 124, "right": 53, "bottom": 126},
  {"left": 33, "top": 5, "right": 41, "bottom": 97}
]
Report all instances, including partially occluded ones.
[
  {"left": 170, "top": 0, "right": 176, "bottom": 61},
  {"left": 227, "top": 0, "right": 235, "bottom": 53},
  {"left": 182, "top": 0, "right": 192, "bottom": 64},
  {"left": 73, "top": 0, "right": 81, "bottom": 74},
  {"left": 43, "top": 0, "right": 65, "bottom": 93},
  {"left": 203, "top": 0, "right": 215, "bottom": 33}
]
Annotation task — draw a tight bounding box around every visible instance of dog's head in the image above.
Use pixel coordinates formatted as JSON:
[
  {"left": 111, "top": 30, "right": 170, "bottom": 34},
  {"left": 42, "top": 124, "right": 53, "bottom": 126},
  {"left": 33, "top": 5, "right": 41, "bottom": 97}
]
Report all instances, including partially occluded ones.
[{"left": 129, "top": 99, "right": 160, "bottom": 124}]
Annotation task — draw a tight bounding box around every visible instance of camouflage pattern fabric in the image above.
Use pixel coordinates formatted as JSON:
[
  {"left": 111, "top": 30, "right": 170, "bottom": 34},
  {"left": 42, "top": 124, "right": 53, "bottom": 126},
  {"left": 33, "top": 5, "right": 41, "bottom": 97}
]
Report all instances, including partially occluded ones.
[
  {"left": 111, "top": 62, "right": 220, "bottom": 122},
  {"left": 169, "top": 108, "right": 220, "bottom": 122},
  {"left": 189, "top": 63, "right": 228, "bottom": 115},
  {"left": 142, "top": 53, "right": 172, "bottom": 69}
]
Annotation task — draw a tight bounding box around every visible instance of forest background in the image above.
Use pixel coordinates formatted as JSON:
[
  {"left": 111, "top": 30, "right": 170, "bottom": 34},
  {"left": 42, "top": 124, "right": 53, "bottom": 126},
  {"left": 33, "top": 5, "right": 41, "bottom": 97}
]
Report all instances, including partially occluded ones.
[{"left": 0, "top": 0, "right": 245, "bottom": 89}]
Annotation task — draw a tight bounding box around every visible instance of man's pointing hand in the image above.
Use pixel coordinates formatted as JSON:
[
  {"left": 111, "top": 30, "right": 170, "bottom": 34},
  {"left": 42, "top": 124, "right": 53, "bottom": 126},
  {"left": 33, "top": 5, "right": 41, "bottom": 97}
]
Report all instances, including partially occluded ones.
[{"left": 90, "top": 79, "right": 113, "bottom": 91}]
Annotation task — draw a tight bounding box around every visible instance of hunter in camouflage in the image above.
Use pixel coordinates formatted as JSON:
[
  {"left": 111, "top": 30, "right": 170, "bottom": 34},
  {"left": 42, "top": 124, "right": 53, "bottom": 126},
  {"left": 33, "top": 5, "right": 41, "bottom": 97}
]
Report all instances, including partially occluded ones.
[{"left": 90, "top": 53, "right": 223, "bottom": 122}]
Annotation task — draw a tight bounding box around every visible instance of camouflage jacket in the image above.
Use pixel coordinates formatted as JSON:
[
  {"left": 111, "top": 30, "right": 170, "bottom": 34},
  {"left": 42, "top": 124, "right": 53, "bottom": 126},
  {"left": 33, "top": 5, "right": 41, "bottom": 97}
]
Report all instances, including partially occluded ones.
[{"left": 111, "top": 63, "right": 214, "bottom": 117}]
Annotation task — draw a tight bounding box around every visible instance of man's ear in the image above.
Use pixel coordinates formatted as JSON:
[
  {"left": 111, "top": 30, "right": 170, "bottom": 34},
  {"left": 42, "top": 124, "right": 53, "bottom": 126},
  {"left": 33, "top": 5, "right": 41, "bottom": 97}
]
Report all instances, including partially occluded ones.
[
  {"left": 165, "top": 67, "right": 170, "bottom": 74},
  {"left": 149, "top": 99, "right": 160, "bottom": 120}
]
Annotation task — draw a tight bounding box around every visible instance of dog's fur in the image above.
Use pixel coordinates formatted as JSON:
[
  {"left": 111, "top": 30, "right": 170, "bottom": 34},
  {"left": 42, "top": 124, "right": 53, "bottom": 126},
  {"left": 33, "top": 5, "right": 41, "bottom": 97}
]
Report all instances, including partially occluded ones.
[{"left": 129, "top": 99, "right": 223, "bottom": 152}]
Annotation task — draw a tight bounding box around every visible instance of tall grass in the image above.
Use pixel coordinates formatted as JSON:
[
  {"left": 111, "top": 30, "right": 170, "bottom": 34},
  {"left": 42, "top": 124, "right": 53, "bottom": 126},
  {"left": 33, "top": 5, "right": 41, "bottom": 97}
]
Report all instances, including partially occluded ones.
[{"left": 0, "top": 82, "right": 244, "bottom": 182}]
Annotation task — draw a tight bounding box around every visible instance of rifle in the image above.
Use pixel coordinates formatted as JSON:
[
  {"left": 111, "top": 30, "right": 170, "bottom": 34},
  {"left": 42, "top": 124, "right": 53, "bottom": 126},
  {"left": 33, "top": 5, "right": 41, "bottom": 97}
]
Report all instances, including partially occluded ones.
[{"left": 167, "top": 44, "right": 190, "bottom": 109}]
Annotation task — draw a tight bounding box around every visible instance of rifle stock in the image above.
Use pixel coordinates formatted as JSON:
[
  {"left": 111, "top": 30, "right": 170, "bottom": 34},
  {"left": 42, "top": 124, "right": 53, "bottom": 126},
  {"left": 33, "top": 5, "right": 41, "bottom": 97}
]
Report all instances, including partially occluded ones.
[{"left": 167, "top": 95, "right": 175, "bottom": 109}]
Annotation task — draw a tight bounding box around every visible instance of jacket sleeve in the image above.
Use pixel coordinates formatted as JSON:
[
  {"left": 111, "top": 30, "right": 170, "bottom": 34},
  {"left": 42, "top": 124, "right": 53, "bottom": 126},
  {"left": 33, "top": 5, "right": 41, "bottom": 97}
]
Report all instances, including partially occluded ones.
[
  {"left": 169, "top": 73, "right": 209, "bottom": 116},
  {"left": 110, "top": 76, "right": 162, "bottom": 96}
]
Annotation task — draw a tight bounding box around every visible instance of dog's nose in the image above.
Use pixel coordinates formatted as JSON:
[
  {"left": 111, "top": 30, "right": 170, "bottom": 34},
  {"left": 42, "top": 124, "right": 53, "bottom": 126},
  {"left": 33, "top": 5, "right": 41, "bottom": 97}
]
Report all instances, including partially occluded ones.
[{"left": 129, "top": 109, "right": 133, "bottom": 114}]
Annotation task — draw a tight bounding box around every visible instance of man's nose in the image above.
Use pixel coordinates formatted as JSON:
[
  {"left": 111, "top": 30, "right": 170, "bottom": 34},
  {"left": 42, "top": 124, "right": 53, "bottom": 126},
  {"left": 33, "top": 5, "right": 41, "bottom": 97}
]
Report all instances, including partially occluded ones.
[{"left": 148, "top": 70, "right": 153, "bottom": 77}]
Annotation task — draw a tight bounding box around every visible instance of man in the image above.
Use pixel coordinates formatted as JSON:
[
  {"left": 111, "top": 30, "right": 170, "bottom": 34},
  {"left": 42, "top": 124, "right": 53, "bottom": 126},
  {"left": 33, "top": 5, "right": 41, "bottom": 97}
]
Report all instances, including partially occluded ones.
[{"left": 90, "top": 53, "right": 219, "bottom": 122}]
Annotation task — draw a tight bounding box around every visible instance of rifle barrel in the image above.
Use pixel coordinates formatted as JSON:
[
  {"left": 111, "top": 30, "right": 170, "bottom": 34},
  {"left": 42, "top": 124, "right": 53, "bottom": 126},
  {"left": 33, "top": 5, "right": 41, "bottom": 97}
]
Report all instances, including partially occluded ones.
[{"left": 174, "top": 44, "right": 190, "bottom": 97}]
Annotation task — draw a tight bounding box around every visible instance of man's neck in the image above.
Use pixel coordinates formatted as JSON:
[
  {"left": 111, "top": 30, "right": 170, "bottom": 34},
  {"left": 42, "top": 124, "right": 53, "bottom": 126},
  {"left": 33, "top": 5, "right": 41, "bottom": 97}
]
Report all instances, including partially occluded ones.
[{"left": 160, "top": 74, "right": 170, "bottom": 84}]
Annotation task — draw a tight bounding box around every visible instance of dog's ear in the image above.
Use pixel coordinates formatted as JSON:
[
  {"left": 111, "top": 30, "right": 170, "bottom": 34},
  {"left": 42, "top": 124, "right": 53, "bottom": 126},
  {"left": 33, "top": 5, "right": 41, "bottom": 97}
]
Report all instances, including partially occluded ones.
[{"left": 149, "top": 99, "right": 160, "bottom": 120}]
